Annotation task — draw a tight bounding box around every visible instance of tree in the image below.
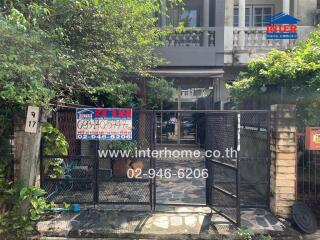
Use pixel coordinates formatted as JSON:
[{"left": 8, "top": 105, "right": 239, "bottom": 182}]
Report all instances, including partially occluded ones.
[
  {"left": 1, "top": 0, "right": 182, "bottom": 106},
  {"left": 147, "top": 78, "right": 176, "bottom": 109},
  {"left": 228, "top": 30, "right": 320, "bottom": 127},
  {"left": 0, "top": 0, "right": 183, "bottom": 185}
]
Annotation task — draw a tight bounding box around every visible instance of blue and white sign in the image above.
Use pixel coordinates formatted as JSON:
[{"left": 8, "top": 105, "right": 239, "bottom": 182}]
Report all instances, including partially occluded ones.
[
  {"left": 265, "top": 12, "right": 300, "bottom": 40},
  {"left": 76, "top": 108, "right": 132, "bottom": 140}
]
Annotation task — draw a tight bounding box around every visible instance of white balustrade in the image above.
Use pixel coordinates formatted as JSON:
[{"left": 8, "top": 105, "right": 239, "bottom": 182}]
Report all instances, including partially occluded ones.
[
  {"left": 233, "top": 27, "right": 300, "bottom": 51},
  {"left": 164, "top": 28, "right": 216, "bottom": 47}
]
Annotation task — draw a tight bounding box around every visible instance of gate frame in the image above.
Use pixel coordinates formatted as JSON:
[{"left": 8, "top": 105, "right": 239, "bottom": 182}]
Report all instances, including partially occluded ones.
[
  {"left": 152, "top": 109, "right": 270, "bottom": 226},
  {"left": 40, "top": 109, "right": 271, "bottom": 227}
]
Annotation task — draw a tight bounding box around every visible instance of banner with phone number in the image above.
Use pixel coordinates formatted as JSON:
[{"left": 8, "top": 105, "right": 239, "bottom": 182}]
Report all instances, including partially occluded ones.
[{"left": 76, "top": 108, "right": 132, "bottom": 140}]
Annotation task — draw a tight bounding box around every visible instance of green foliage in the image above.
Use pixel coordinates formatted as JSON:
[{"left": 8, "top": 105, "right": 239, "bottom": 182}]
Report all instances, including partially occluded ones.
[
  {"left": 258, "top": 235, "right": 273, "bottom": 240},
  {"left": 147, "top": 78, "right": 176, "bottom": 109},
  {"left": 42, "top": 123, "right": 69, "bottom": 156},
  {"left": 0, "top": 14, "right": 64, "bottom": 109},
  {"left": 0, "top": 163, "right": 53, "bottom": 239},
  {"left": 228, "top": 30, "right": 320, "bottom": 127},
  {"left": 62, "top": 202, "right": 70, "bottom": 210},
  {"left": 0, "top": 0, "right": 183, "bottom": 113},
  {"left": 87, "top": 82, "right": 141, "bottom": 108},
  {"left": 42, "top": 122, "right": 69, "bottom": 178},
  {"left": 236, "top": 228, "right": 255, "bottom": 240},
  {"left": 107, "top": 139, "right": 147, "bottom": 153}
]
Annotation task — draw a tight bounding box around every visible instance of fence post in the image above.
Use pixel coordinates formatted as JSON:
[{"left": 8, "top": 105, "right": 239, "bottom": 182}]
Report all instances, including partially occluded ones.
[
  {"left": 39, "top": 138, "right": 44, "bottom": 189},
  {"left": 94, "top": 140, "right": 99, "bottom": 204},
  {"left": 236, "top": 112, "right": 241, "bottom": 226},
  {"left": 270, "top": 104, "right": 297, "bottom": 218}
]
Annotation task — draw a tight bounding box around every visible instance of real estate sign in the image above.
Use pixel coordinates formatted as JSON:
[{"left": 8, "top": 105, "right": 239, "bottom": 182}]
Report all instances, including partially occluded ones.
[
  {"left": 265, "top": 12, "right": 300, "bottom": 40},
  {"left": 76, "top": 108, "right": 132, "bottom": 140},
  {"left": 305, "top": 127, "right": 320, "bottom": 150}
]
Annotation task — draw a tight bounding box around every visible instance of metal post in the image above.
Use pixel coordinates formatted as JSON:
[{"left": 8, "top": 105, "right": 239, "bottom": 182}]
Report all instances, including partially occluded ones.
[
  {"left": 177, "top": 83, "right": 181, "bottom": 145},
  {"left": 161, "top": 102, "right": 163, "bottom": 144},
  {"left": 153, "top": 111, "right": 157, "bottom": 211},
  {"left": 266, "top": 112, "right": 271, "bottom": 207},
  {"left": 39, "top": 138, "right": 44, "bottom": 189},
  {"left": 236, "top": 113, "right": 241, "bottom": 226},
  {"left": 94, "top": 140, "right": 99, "bottom": 204}
]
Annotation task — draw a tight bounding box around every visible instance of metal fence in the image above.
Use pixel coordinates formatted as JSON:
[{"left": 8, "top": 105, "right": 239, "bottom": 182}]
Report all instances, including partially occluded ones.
[
  {"left": 40, "top": 109, "right": 155, "bottom": 207},
  {"left": 40, "top": 109, "right": 271, "bottom": 226},
  {"left": 297, "top": 132, "right": 320, "bottom": 217}
]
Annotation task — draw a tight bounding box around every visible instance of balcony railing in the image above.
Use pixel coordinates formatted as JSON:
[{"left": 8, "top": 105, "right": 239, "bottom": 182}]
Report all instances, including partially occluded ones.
[
  {"left": 164, "top": 27, "right": 216, "bottom": 47},
  {"left": 233, "top": 27, "right": 299, "bottom": 50},
  {"left": 181, "top": 89, "right": 209, "bottom": 99}
]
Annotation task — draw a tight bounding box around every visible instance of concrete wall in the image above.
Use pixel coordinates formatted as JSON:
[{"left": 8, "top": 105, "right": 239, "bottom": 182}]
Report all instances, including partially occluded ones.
[
  {"left": 296, "top": 0, "right": 317, "bottom": 26},
  {"left": 157, "top": 47, "right": 222, "bottom": 67}
]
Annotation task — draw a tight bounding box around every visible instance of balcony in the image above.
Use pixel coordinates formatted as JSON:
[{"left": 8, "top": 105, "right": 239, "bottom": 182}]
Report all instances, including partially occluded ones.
[
  {"left": 233, "top": 27, "right": 296, "bottom": 50},
  {"left": 156, "top": 0, "right": 225, "bottom": 67},
  {"left": 230, "top": 26, "right": 314, "bottom": 64}
]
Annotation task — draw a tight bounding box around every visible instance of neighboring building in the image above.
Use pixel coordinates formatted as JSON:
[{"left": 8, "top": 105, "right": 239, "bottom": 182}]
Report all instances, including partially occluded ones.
[{"left": 151, "top": 0, "right": 318, "bottom": 110}]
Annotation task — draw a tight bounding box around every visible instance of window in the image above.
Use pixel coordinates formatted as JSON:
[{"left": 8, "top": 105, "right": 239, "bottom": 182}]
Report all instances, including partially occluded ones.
[
  {"left": 167, "top": 0, "right": 202, "bottom": 27},
  {"left": 167, "top": 8, "right": 199, "bottom": 27},
  {"left": 253, "top": 6, "right": 273, "bottom": 27},
  {"left": 234, "top": 5, "right": 274, "bottom": 27},
  {"left": 180, "top": 10, "right": 198, "bottom": 27},
  {"left": 233, "top": 7, "right": 251, "bottom": 27}
]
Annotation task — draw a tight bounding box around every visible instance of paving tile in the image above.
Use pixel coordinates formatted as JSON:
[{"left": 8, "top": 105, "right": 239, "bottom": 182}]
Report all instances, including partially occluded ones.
[{"left": 256, "top": 216, "right": 270, "bottom": 228}]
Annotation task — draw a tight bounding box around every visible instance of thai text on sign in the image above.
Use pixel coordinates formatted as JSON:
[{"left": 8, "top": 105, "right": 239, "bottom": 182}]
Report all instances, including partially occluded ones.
[{"left": 76, "top": 108, "right": 132, "bottom": 140}]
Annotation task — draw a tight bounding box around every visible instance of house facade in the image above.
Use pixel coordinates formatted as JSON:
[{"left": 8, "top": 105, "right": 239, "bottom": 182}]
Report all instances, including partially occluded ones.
[{"left": 152, "top": 0, "right": 318, "bottom": 110}]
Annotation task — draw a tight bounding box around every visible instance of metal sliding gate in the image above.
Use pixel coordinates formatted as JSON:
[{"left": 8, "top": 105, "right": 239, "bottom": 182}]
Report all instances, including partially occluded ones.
[
  {"left": 40, "top": 109, "right": 270, "bottom": 226},
  {"left": 205, "top": 111, "right": 270, "bottom": 226}
]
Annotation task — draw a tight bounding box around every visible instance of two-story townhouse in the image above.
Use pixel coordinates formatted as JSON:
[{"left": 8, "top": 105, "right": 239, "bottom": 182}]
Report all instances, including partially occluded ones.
[{"left": 151, "top": 0, "right": 317, "bottom": 111}]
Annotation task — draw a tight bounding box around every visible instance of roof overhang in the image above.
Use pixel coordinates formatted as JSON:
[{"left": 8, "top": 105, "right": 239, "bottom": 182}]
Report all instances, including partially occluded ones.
[{"left": 148, "top": 68, "right": 224, "bottom": 78}]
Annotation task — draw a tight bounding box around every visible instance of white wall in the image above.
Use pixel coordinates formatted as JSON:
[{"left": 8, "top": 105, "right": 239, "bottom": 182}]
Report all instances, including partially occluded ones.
[{"left": 296, "top": 0, "right": 317, "bottom": 26}]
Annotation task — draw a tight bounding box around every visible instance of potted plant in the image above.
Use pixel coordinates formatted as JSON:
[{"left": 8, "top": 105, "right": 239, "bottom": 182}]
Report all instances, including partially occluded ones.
[{"left": 108, "top": 140, "right": 147, "bottom": 178}]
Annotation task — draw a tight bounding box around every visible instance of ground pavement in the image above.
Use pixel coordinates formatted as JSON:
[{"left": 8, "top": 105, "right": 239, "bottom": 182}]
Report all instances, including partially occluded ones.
[{"left": 36, "top": 206, "right": 302, "bottom": 239}]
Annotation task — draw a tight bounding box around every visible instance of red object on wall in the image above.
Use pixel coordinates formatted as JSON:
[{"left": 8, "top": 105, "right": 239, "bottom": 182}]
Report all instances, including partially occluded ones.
[{"left": 305, "top": 127, "right": 320, "bottom": 150}]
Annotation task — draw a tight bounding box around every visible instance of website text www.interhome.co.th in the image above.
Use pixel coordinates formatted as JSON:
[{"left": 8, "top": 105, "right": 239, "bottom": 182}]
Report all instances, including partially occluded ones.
[{"left": 98, "top": 147, "right": 237, "bottom": 159}]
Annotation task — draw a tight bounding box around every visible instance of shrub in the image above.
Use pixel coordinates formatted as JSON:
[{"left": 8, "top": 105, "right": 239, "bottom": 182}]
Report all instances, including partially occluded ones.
[
  {"left": 42, "top": 122, "right": 69, "bottom": 178},
  {"left": 0, "top": 163, "right": 53, "bottom": 239}
]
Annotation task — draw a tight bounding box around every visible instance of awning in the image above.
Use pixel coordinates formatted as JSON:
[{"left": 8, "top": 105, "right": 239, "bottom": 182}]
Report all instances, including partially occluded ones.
[{"left": 148, "top": 68, "right": 224, "bottom": 78}]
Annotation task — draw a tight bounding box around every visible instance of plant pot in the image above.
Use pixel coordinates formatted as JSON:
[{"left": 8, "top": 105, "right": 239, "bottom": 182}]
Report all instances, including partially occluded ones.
[
  {"left": 127, "top": 160, "right": 144, "bottom": 178},
  {"left": 112, "top": 159, "right": 131, "bottom": 178}
]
